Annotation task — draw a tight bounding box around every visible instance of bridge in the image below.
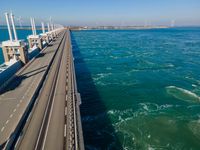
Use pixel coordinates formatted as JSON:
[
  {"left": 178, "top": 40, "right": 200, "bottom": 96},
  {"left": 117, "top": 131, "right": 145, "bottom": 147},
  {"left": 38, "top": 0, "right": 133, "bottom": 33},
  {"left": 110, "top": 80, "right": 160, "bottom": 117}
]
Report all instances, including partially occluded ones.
[{"left": 0, "top": 29, "right": 84, "bottom": 149}]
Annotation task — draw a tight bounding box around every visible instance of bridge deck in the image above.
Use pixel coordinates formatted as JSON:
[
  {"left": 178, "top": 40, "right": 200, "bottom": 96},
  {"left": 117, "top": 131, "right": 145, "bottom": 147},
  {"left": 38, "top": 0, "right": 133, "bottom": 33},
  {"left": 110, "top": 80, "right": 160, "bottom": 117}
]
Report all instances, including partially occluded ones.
[
  {"left": 0, "top": 32, "right": 65, "bottom": 148},
  {"left": 0, "top": 30, "right": 84, "bottom": 150},
  {"left": 17, "top": 30, "right": 68, "bottom": 150}
]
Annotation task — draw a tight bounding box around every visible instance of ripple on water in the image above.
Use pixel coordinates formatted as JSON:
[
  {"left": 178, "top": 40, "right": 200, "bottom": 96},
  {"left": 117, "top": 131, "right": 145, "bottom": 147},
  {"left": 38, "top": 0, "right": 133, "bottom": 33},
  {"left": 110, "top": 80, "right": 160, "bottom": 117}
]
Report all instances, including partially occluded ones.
[
  {"left": 93, "top": 73, "right": 112, "bottom": 80},
  {"left": 166, "top": 86, "right": 200, "bottom": 103},
  {"left": 188, "top": 121, "right": 200, "bottom": 139},
  {"left": 107, "top": 108, "right": 199, "bottom": 149},
  {"left": 71, "top": 29, "right": 200, "bottom": 149}
]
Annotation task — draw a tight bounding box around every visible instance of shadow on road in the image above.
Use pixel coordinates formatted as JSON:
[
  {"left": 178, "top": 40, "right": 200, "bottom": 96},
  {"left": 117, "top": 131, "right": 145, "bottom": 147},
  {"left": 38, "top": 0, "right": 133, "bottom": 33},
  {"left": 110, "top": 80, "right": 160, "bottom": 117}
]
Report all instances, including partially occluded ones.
[
  {"left": 0, "top": 65, "right": 47, "bottom": 94},
  {"left": 0, "top": 41, "right": 57, "bottom": 95},
  {"left": 71, "top": 32, "right": 123, "bottom": 150}
]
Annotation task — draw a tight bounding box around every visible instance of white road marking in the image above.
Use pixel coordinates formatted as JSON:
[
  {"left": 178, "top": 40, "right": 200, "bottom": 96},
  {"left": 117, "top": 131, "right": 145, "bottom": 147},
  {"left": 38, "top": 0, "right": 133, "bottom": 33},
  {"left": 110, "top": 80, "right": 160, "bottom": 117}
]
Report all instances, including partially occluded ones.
[
  {"left": 65, "top": 107, "right": 67, "bottom": 116},
  {"left": 1, "top": 127, "right": 5, "bottom": 132},
  {"left": 6, "top": 120, "right": 9, "bottom": 124},
  {"left": 0, "top": 98, "right": 16, "bottom": 101},
  {"left": 20, "top": 77, "right": 37, "bottom": 100},
  {"left": 0, "top": 45, "right": 59, "bottom": 137},
  {"left": 7, "top": 98, "right": 15, "bottom": 100},
  {"left": 64, "top": 124, "right": 67, "bottom": 137}
]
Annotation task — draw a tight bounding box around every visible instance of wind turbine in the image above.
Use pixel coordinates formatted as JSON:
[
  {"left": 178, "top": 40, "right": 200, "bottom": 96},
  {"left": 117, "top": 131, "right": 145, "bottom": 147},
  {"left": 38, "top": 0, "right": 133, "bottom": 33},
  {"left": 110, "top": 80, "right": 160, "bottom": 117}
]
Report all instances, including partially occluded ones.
[
  {"left": 17, "top": 16, "right": 23, "bottom": 29},
  {"left": 11, "top": 13, "right": 23, "bottom": 29},
  {"left": 171, "top": 19, "right": 175, "bottom": 27},
  {"left": 144, "top": 20, "right": 148, "bottom": 27}
]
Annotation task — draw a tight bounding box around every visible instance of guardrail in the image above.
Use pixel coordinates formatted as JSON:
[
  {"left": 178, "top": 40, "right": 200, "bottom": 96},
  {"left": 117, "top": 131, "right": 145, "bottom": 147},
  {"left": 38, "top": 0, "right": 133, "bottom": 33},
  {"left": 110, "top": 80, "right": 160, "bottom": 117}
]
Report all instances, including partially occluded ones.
[{"left": 66, "top": 30, "right": 84, "bottom": 150}]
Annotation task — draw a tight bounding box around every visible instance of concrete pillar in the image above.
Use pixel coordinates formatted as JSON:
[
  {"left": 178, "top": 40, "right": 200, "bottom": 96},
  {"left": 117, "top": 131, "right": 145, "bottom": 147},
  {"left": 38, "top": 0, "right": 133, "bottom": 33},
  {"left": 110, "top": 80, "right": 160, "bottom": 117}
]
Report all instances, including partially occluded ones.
[
  {"left": 41, "top": 34, "right": 49, "bottom": 44},
  {"left": 2, "top": 47, "right": 11, "bottom": 62},
  {"left": 41, "top": 22, "right": 45, "bottom": 34},
  {"left": 28, "top": 36, "right": 43, "bottom": 50},
  {"left": 2, "top": 41, "right": 29, "bottom": 64},
  {"left": 19, "top": 46, "right": 29, "bottom": 64},
  {"left": 5, "top": 13, "right": 13, "bottom": 41},
  {"left": 10, "top": 13, "right": 18, "bottom": 41}
]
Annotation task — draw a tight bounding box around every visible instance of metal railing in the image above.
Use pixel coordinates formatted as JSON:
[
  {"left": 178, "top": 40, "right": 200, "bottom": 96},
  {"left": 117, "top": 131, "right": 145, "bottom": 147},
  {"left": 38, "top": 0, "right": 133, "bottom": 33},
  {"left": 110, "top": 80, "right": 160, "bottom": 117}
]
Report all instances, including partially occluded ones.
[{"left": 66, "top": 30, "right": 84, "bottom": 150}]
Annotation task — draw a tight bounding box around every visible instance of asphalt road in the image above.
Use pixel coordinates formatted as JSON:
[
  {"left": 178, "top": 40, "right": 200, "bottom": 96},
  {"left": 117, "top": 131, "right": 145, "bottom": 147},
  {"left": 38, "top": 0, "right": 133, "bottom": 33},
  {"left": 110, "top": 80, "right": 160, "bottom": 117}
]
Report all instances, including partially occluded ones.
[
  {"left": 42, "top": 31, "right": 68, "bottom": 150},
  {"left": 0, "top": 31, "right": 65, "bottom": 148},
  {"left": 17, "top": 31, "right": 68, "bottom": 150}
]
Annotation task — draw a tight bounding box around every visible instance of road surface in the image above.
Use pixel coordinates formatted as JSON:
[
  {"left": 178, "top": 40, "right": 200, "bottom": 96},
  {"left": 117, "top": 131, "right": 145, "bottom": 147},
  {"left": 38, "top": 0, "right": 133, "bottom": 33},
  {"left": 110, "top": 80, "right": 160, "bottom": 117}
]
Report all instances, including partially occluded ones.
[{"left": 0, "top": 31, "right": 65, "bottom": 148}]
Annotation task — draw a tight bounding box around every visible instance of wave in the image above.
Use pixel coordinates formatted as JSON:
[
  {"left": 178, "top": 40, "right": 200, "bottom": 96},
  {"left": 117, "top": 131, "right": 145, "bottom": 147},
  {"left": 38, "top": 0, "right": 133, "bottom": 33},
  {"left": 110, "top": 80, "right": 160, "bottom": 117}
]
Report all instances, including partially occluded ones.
[
  {"left": 192, "top": 84, "right": 197, "bottom": 87},
  {"left": 82, "top": 103, "right": 174, "bottom": 124},
  {"left": 188, "top": 119, "right": 200, "bottom": 140},
  {"left": 166, "top": 86, "right": 200, "bottom": 103},
  {"left": 129, "top": 63, "right": 175, "bottom": 72},
  {"left": 92, "top": 72, "right": 112, "bottom": 82},
  {"left": 185, "top": 76, "right": 200, "bottom": 86},
  {"left": 107, "top": 103, "right": 175, "bottom": 126},
  {"left": 106, "top": 67, "right": 112, "bottom": 70},
  {"left": 107, "top": 107, "right": 183, "bottom": 150},
  {"left": 83, "top": 103, "right": 194, "bottom": 149},
  {"left": 109, "top": 55, "right": 119, "bottom": 59},
  {"left": 139, "top": 103, "right": 173, "bottom": 112}
]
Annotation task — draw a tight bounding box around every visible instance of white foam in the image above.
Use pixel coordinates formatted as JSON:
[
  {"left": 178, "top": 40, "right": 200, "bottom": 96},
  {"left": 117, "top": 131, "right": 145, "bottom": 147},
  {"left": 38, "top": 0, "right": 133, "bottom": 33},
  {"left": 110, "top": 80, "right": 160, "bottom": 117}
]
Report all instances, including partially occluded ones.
[
  {"left": 192, "top": 84, "right": 197, "bottom": 87},
  {"left": 108, "top": 110, "right": 114, "bottom": 114},
  {"left": 106, "top": 67, "right": 112, "bottom": 70},
  {"left": 148, "top": 146, "right": 155, "bottom": 150},
  {"left": 110, "top": 55, "right": 118, "bottom": 59},
  {"left": 141, "top": 103, "right": 149, "bottom": 111},
  {"left": 107, "top": 103, "right": 175, "bottom": 128},
  {"left": 147, "top": 134, "right": 151, "bottom": 139},
  {"left": 166, "top": 86, "right": 200, "bottom": 103},
  {"left": 188, "top": 119, "right": 200, "bottom": 139},
  {"left": 139, "top": 103, "right": 173, "bottom": 112},
  {"left": 167, "top": 64, "right": 174, "bottom": 67}
]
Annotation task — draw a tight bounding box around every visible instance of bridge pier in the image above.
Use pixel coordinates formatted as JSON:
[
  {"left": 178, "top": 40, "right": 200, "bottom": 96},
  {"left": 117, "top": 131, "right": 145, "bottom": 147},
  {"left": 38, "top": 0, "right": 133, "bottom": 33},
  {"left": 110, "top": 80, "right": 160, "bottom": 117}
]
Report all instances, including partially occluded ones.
[
  {"left": 2, "top": 12, "right": 29, "bottom": 64},
  {"left": 28, "top": 35, "right": 43, "bottom": 50},
  {"left": 27, "top": 18, "right": 43, "bottom": 50}
]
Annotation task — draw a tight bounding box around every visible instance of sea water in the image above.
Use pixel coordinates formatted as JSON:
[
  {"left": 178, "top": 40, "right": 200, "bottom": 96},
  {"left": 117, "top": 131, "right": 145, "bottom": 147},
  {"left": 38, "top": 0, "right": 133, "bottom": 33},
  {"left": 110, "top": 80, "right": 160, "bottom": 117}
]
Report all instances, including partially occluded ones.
[{"left": 71, "top": 28, "right": 200, "bottom": 149}]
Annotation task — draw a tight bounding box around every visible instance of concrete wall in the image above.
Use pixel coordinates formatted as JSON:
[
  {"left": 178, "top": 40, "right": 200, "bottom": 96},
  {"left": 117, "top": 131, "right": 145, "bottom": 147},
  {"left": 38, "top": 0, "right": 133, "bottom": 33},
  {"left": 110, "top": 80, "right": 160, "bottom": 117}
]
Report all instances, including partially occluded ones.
[
  {"left": 0, "top": 48, "right": 40, "bottom": 87},
  {"left": 0, "top": 61, "right": 22, "bottom": 86},
  {"left": 28, "top": 48, "right": 40, "bottom": 60},
  {"left": 0, "top": 42, "right": 46, "bottom": 89}
]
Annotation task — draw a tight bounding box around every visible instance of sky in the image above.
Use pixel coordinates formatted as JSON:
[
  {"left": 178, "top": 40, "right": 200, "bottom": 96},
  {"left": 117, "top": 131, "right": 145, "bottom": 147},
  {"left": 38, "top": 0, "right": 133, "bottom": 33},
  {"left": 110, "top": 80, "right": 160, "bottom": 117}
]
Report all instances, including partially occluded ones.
[{"left": 0, "top": 0, "right": 200, "bottom": 26}]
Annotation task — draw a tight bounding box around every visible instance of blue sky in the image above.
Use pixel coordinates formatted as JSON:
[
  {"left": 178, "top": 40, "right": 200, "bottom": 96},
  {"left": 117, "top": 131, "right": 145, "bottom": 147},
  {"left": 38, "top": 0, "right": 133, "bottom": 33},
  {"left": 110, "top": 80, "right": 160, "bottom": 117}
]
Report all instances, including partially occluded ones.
[{"left": 0, "top": 0, "right": 200, "bottom": 26}]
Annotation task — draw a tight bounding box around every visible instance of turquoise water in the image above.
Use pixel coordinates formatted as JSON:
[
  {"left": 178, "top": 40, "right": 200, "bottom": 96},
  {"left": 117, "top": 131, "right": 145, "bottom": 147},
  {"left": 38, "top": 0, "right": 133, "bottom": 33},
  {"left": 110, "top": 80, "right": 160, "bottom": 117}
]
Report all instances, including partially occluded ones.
[
  {"left": 0, "top": 29, "right": 42, "bottom": 64},
  {"left": 71, "top": 28, "right": 200, "bottom": 150}
]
